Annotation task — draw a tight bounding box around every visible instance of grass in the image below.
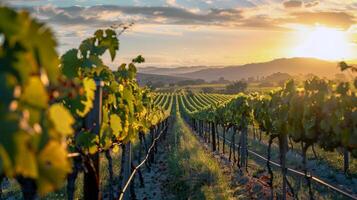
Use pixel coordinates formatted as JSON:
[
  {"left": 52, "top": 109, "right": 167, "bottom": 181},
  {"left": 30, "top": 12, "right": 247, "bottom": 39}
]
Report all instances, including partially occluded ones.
[
  {"left": 245, "top": 127, "right": 357, "bottom": 174},
  {"left": 166, "top": 110, "right": 235, "bottom": 200},
  {"left": 215, "top": 126, "right": 356, "bottom": 199}
]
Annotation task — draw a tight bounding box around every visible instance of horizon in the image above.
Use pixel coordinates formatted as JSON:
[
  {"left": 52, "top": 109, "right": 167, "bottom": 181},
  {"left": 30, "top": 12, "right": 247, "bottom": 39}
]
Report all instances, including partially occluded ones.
[
  {"left": 138, "top": 56, "right": 357, "bottom": 68},
  {"left": 2, "top": 0, "right": 357, "bottom": 67}
]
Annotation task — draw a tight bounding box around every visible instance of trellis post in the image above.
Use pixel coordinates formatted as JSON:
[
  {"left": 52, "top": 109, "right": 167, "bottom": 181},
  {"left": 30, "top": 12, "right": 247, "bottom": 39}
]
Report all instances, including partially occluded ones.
[
  {"left": 121, "top": 142, "right": 132, "bottom": 200},
  {"left": 343, "top": 149, "right": 349, "bottom": 174},
  {"left": 84, "top": 79, "right": 103, "bottom": 200}
]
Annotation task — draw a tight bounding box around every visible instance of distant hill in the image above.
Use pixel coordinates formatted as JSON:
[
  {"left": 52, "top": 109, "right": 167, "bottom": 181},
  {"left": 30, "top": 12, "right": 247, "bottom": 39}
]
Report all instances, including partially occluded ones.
[
  {"left": 138, "top": 66, "right": 210, "bottom": 76},
  {"left": 136, "top": 73, "right": 191, "bottom": 86},
  {"left": 178, "top": 58, "right": 342, "bottom": 81}
]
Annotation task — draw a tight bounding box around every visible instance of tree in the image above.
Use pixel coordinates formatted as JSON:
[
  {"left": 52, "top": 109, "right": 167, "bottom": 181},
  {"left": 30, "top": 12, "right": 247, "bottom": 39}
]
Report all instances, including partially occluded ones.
[
  {"left": 202, "top": 87, "right": 214, "bottom": 93},
  {"left": 225, "top": 81, "right": 247, "bottom": 94}
]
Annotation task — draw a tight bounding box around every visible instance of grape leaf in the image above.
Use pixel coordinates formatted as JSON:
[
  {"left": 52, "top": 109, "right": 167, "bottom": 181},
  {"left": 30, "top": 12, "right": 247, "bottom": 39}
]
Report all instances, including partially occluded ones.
[
  {"left": 99, "top": 29, "right": 118, "bottom": 61},
  {"left": 20, "top": 76, "right": 48, "bottom": 108},
  {"left": 123, "top": 87, "right": 134, "bottom": 115},
  {"left": 0, "top": 74, "right": 17, "bottom": 105},
  {"left": 76, "top": 131, "right": 98, "bottom": 154},
  {"left": 37, "top": 141, "right": 71, "bottom": 196},
  {"left": 132, "top": 55, "right": 145, "bottom": 64},
  {"left": 76, "top": 78, "right": 96, "bottom": 117},
  {"left": 48, "top": 104, "right": 74, "bottom": 137},
  {"left": 112, "top": 145, "right": 120, "bottom": 153},
  {"left": 14, "top": 132, "right": 38, "bottom": 178},
  {"left": 110, "top": 114, "right": 122, "bottom": 137},
  {"left": 29, "top": 22, "right": 60, "bottom": 84},
  {"left": 128, "top": 63, "right": 137, "bottom": 80},
  {"left": 61, "top": 49, "right": 80, "bottom": 78}
]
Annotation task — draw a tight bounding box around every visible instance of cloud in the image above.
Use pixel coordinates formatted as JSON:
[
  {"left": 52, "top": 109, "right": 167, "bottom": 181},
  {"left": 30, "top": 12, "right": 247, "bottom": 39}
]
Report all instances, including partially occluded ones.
[
  {"left": 17, "top": 2, "right": 357, "bottom": 33},
  {"left": 238, "top": 16, "right": 287, "bottom": 30},
  {"left": 288, "top": 11, "right": 356, "bottom": 29},
  {"left": 87, "top": 6, "right": 243, "bottom": 25},
  {"left": 22, "top": 4, "right": 287, "bottom": 30},
  {"left": 166, "top": 0, "right": 178, "bottom": 7},
  {"left": 25, "top": 5, "right": 245, "bottom": 27},
  {"left": 283, "top": 0, "right": 302, "bottom": 9},
  {"left": 305, "top": 1, "right": 319, "bottom": 8}
]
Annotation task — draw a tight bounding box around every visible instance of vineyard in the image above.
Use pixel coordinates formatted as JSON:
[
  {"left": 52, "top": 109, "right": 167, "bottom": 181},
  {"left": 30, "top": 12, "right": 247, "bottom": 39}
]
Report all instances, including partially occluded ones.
[
  {"left": 177, "top": 82, "right": 357, "bottom": 199},
  {"left": 1, "top": 5, "right": 357, "bottom": 200}
]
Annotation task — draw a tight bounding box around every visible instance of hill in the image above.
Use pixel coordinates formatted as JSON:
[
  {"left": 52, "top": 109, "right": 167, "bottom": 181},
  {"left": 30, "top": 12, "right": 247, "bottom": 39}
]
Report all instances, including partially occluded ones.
[
  {"left": 178, "top": 58, "right": 341, "bottom": 81},
  {"left": 138, "top": 66, "right": 210, "bottom": 76},
  {"left": 136, "top": 73, "right": 191, "bottom": 86}
]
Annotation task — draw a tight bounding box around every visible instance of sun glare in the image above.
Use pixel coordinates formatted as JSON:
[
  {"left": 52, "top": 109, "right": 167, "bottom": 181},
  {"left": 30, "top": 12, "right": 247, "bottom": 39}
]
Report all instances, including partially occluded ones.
[{"left": 292, "top": 26, "right": 353, "bottom": 60}]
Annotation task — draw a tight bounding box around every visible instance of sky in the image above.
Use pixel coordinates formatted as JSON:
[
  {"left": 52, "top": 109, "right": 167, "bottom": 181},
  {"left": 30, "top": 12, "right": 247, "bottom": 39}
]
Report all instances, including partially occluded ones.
[{"left": 2, "top": 0, "right": 357, "bottom": 67}]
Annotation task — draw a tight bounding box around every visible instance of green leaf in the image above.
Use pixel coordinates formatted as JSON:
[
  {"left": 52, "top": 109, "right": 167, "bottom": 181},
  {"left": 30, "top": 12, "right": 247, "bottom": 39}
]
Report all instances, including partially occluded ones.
[
  {"left": 61, "top": 49, "right": 80, "bottom": 78},
  {"left": 0, "top": 118, "right": 38, "bottom": 178},
  {"left": 99, "top": 122, "right": 112, "bottom": 149},
  {"left": 0, "top": 74, "right": 17, "bottom": 105},
  {"left": 76, "top": 131, "right": 98, "bottom": 154},
  {"left": 128, "top": 63, "right": 137, "bottom": 80},
  {"left": 110, "top": 114, "right": 122, "bottom": 137},
  {"left": 102, "top": 29, "right": 118, "bottom": 61},
  {"left": 48, "top": 104, "right": 74, "bottom": 137},
  {"left": 123, "top": 87, "right": 134, "bottom": 115},
  {"left": 20, "top": 77, "right": 48, "bottom": 108},
  {"left": 76, "top": 78, "right": 96, "bottom": 117},
  {"left": 37, "top": 141, "right": 72, "bottom": 196},
  {"left": 132, "top": 55, "right": 145, "bottom": 64},
  {"left": 32, "top": 25, "right": 60, "bottom": 84},
  {"left": 83, "top": 55, "right": 104, "bottom": 69}
]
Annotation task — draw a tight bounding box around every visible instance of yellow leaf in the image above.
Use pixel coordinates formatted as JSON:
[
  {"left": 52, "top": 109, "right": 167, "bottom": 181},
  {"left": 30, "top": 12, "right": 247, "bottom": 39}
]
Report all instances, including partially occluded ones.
[
  {"left": 21, "top": 77, "right": 48, "bottom": 108},
  {"left": 112, "top": 145, "right": 120, "bottom": 153},
  {"left": 37, "top": 141, "right": 71, "bottom": 195},
  {"left": 49, "top": 104, "right": 74, "bottom": 136},
  {"left": 110, "top": 114, "right": 122, "bottom": 137}
]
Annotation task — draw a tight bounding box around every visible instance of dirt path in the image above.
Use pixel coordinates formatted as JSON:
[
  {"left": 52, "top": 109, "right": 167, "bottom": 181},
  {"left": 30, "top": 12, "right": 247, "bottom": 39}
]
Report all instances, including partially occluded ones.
[
  {"left": 134, "top": 107, "right": 272, "bottom": 200},
  {"left": 133, "top": 119, "right": 175, "bottom": 200},
  {"left": 195, "top": 133, "right": 273, "bottom": 200}
]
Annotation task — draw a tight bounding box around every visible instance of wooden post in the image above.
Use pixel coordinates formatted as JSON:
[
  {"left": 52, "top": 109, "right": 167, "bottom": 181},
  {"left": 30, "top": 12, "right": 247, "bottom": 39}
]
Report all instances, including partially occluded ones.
[
  {"left": 199, "top": 120, "right": 203, "bottom": 137},
  {"left": 83, "top": 79, "right": 103, "bottom": 200},
  {"left": 240, "top": 126, "right": 248, "bottom": 170},
  {"left": 211, "top": 122, "right": 216, "bottom": 152},
  {"left": 279, "top": 134, "right": 288, "bottom": 200},
  {"left": 67, "top": 157, "right": 80, "bottom": 200},
  {"left": 122, "top": 142, "right": 132, "bottom": 200},
  {"left": 343, "top": 149, "right": 349, "bottom": 174},
  {"left": 208, "top": 122, "right": 211, "bottom": 143},
  {"left": 216, "top": 124, "right": 219, "bottom": 152},
  {"left": 150, "top": 127, "right": 155, "bottom": 162}
]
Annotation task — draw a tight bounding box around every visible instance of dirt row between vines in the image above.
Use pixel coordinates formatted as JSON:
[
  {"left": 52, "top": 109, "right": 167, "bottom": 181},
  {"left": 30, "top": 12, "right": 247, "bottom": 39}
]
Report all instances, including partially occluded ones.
[{"left": 134, "top": 111, "right": 274, "bottom": 200}]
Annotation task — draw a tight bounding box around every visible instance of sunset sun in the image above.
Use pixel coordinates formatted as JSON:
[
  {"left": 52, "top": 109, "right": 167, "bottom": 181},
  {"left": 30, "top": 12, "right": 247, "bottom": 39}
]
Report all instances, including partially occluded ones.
[{"left": 292, "top": 26, "right": 353, "bottom": 60}]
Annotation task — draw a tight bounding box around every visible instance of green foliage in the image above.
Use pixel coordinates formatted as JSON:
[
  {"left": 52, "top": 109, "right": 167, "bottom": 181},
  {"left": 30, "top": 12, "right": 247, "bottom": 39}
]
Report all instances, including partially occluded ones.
[
  {"left": 132, "top": 55, "right": 145, "bottom": 63},
  {"left": 186, "top": 77, "right": 357, "bottom": 157},
  {"left": 0, "top": 6, "right": 169, "bottom": 197},
  {"left": 0, "top": 7, "right": 73, "bottom": 195},
  {"left": 225, "top": 80, "right": 248, "bottom": 94}
]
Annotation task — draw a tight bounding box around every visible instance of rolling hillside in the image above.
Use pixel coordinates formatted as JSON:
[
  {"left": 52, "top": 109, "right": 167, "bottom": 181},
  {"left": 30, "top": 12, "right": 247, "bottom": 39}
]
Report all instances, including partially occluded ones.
[
  {"left": 138, "top": 66, "right": 210, "bottom": 76},
  {"left": 178, "top": 58, "right": 342, "bottom": 81},
  {"left": 136, "top": 73, "right": 192, "bottom": 86}
]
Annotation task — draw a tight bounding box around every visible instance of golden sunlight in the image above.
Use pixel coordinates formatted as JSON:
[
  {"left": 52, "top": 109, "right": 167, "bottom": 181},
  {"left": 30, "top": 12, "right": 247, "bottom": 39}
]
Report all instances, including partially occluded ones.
[{"left": 292, "top": 26, "right": 353, "bottom": 60}]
